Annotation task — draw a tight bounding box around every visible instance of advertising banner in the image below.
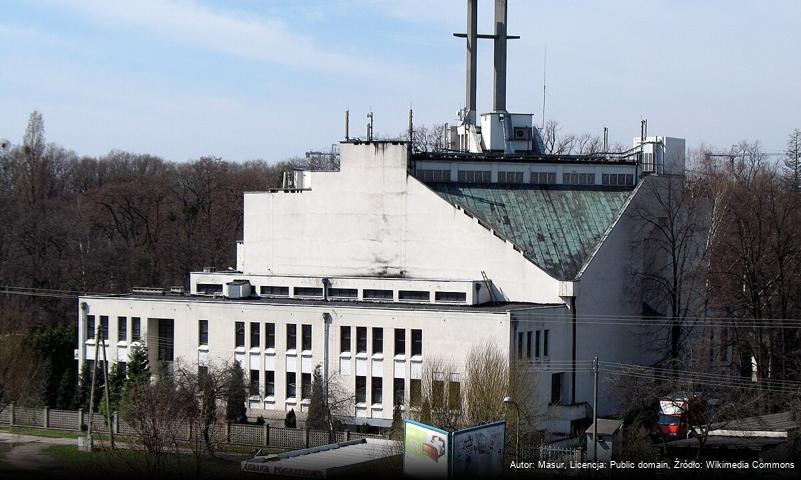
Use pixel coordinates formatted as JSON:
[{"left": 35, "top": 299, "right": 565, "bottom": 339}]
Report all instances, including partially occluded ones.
[
  {"left": 403, "top": 419, "right": 450, "bottom": 478},
  {"left": 451, "top": 421, "right": 506, "bottom": 478}
]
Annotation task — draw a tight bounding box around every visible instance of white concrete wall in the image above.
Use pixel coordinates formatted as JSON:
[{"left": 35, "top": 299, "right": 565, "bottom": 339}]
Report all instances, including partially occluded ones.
[
  {"left": 572, "top": 178, "right": 671, "bottom": 416},
  {"left": 77, "top": 295, "right": 511, "bottom": 424},
  {"left": 239, "top": 142, "right": 563, "bottom": 304}
]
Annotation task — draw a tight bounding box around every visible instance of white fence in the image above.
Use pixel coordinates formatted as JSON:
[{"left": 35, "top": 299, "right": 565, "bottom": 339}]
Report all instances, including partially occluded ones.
[{"left": 0, "top": 403, "right": 384, "bottom": 450}]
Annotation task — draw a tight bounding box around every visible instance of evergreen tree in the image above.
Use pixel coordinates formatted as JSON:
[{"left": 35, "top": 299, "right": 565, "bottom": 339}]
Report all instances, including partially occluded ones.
[
  {"left": 284, "top": 408, "right": 297, "bottom": 429},
  {"left": 785, "top": 128, "right": 801, "bottom": 189},
  {"left": 420, "top": 398, "right": 432, "bottom": 425},
  {"left": 74, "top": 361, "right": 101, "bottom": 412},
  {"left": 390, "top": 404, "right": 404, "bottom": 440},
  {"left": 126, "top": 342, "right": 150, "bottom": 385},
  {"left": 306, "top": 365, "right": 328, "bottom": 430},
  {"left": 224, "top": 361, "right": 248, "bottom": 423},
  {"left": 107, "top": 362, "right": 126, "bottom": 410},
  {"left": 56, "top": 365, "right": 78, "bottom": 409}
]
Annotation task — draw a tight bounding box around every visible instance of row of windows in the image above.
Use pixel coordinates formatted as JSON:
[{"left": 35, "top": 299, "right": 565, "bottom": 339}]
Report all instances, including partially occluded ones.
[
  {"left": 195, "top": 284, "right": 468, "bottom": 304},
  {"left": 517, "top": 329, "right": 550, "bottom": 360},
  {"left": 220, "top": 321, "right": 312, "bottom": 351},
  {"left": 417, "top": 169, "right": 629, "bottom": 186},
  {"left": 86, "top": 315, "right": 141, "bottom": 342},
  {"left": 601, "top": 173, "right": 635, "bottom": 186},
  {"left": 340, "top": 327, "right": 422, "bottom": 356}
]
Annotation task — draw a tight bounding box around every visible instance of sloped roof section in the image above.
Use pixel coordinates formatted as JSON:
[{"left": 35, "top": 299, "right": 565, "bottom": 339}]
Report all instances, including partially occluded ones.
[{"left": 430, "top": 183, "right": 633, "bottom": 280}]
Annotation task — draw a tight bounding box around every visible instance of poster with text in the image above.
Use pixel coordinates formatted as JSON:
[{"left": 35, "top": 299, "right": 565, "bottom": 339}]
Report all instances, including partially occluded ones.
[{"left": 403, "top": 420, "right": 450, "bottom": 478}]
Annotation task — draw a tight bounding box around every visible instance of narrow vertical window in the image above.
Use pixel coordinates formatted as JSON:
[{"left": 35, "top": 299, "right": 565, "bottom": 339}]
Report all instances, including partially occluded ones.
[
  {"left": 266, "top": 323, "right": 275, "bottom": 349},
  {"left": 131, "top": 317, "right": 141, "bottom": 341},
  {"left": 250, "top": 322, "right": 260, "bottom": 349},
  {"left": 411, "top": 329, "right": 422, "bottom": 356},
  {"left": 235, "top": 322, "right": 245, "bottom": 348},
  {"left": 198, "top": 320, "right": 208, "bottom": 346},
  {"left": 117, "top": 317, "right": 127, "bottom": 342},
  {"left": 86, "top": 315, "right": 95, "bottom": 340},
  {"left": 394, "top": 329, "right": 405, "bottom": 356},
  {"left": 372, "top": 327, "right": 383, "bottom": 354},
  {"left": 544, "top": 330, "right": 550, "bottom": 357},
  {"left": 302, "top": 324, "right": 312, "bottom": 351},
  {"left": 340, "top": 326, "right": 351, "bottom": 353},
  {"left": 286, "top": 324, "right": 297, "bottom": 350}
]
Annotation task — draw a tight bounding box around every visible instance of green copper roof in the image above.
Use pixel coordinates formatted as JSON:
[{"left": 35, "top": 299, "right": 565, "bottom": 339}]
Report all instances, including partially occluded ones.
[{"left": 430, "top": 183, "right": 633, "bottom": 280}]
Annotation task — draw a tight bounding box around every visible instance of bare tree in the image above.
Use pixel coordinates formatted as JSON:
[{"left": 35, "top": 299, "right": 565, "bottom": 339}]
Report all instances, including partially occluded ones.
[
  {"left": 306, "top": 364, "right": 353, "bottom": 438},
  {"left": 784, "top": 128, "right": 801, "bottom": 189},
  {"left": 631, "top": 175, "right": 713, "bottom": 370}
]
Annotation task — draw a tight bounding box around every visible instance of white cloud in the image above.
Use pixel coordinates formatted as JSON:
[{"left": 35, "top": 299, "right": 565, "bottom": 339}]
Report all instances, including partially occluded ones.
[{"left": 54, "top": 0, "right": 365, "bottom": 73}]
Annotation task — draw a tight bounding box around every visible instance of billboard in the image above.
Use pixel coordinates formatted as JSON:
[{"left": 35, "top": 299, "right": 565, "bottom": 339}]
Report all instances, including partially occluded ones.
[
  {"left": 451, "top": 421, "right": 506, "bottom": 478},
  {"left": 404, "top": 420, "right": 450, "bottom": 478}
]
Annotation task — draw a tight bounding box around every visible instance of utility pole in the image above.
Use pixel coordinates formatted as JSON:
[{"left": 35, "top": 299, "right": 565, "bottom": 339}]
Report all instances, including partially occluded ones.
[
  {"left": 592, "top": 356, "right": 599, "bottom": 463},
  {"left": 100, "top": 333, "right": 115, "bottom": 449},
  {"left": 87, "top": 325, "right": 101, "bottom": 449}
]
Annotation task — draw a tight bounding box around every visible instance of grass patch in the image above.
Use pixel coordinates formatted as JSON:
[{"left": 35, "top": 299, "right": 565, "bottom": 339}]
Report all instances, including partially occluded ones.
[{"left": 42, "top": 444, "right": 243, "bottom": 479}]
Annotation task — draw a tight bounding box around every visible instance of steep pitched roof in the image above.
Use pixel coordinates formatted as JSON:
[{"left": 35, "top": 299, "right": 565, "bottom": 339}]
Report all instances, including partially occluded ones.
[{"left": 429, "top": 183, "right": 633, "bottom": 280}]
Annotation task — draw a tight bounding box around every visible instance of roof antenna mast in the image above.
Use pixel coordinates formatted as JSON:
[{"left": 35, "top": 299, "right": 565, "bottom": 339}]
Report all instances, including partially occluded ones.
[{"left": 541, "top": 41, "right": 547, "bottom": 130}]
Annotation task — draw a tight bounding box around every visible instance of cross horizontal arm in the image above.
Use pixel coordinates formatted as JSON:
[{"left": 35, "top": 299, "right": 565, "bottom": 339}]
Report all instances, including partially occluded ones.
[{"left": 453, "top": 33, "right": 521, "bottom": 39}]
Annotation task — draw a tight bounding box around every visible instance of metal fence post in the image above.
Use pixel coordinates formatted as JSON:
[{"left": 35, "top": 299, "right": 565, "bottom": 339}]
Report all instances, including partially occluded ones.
[
  {"left": 44, "top": 406, "right": 49, "bottom": 428},
  {"left": 112, "top": 412, "right": 119, "bottom": 434},
  {"left": 226, "top": 421, "right": 231, "bottom": 443},
  {"left": 262, "top": 423, "right": 269, "bottom": 446},
  {"left": 78, "top": 408, "right": 84, "bottom": 431},
  {"left": 345, "top": 429, "right": 350, "bottom": 441},
  {"left": 9, "top": 403, "right": 14, "bottom": 427},
  {"left": 304, "top": 428, "right": 309, "bottom": 448}
]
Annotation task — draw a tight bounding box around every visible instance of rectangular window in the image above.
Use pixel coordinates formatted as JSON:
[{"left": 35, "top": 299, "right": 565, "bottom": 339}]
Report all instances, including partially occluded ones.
[
  {"left": 372, "top": 327, "right": 383, "bottom": 354},
  {"left": 250, "top": 370, "right": 260, "bottom": 395},
  {"left": 131, "top": 317, "right": 140, "bottom": 341},
  {"left": 340, "top": 326, "right": 351, "bottom": 353},
  {"left": 198, "top": 365, "right": 208, "bottom": 377},
  {"left": 526, "top": 331, "right": 532, "bottom": 359},
  {"left": 355, "top": 376, "right": 366, "bottom": 404},
  {"left": 265, "top": 371, "right": 275, "bottom": 396},
  {"left": 197, "top": 283, "right": 223, "bottom": 294},
  {"left": 294, "top": 287, "right": 323, "bottom": 298},
  {"left": 301, "top": 373, "right": 312, "bottom": 400},
  {"left": 551, "top": 372, "right": 563, "bottom": 405},
  {"left": 356, "top": 327, "right": 367, "bottom": 353},
  {"left": 235, "top": 322, "right": 245, "bottom": 348},
  {"left": 117, "top": 317, "right": 127, "bottom": 342},
  {"left": 398, "top": 290, "right": 430, "bottom": 302},
  {"left": 250, "top": 322, "right": 260, "bottom": 349},
  {"left": 393, "top": 378, "right": 405, "bottom": 406},
  {"left": 99, "top": 316, "right": 109, "bottom": 341},
  {"left": 371, "top": 377, "right": 383, "bottom": 404},
  {"left": 410, "top": 379, "right": 422, "bottom": 407},
  {"left": 517, "top": 332, "right": 524, "bottom": 359},
  {"left": 448, "top": 380, "right": 461, "bottom": 410},
  {"left": 260, "top": 285, "right": 289, "bottom": 296},
  {"left": 411, "top": 329, "right": 422, "bottom": 356},
  {"left": 363, "top": 289, "right": 393, "bottom": 301},
  {"left": 394, "top": 329, "right": 405, "bottom": 356},
  {"left": 531, "top": 171, "right": 557, "bottom": 184},
  {"left": 432, "top": 373, "right": 444, "bottom": 409},
  {"left": 328, "top": 288, "right": 357, "bottom": 299},
  {"left": 287, "top": 324, "right": 297, "bottom": 350},
  {"left": 434, "top": 291, "right": 466, "bottom": 303},
  {"left": 535, "top": 330, "right": 541, "bottom": 358},
  {"left": 86, "top": 315, "right": 95, "bottom": 340},
  {"left": 544, "top": 330, "right": 550, "bottom": 356},
  {"left": 157, "top": 319, "right": 174, "bottom": 362},
  {"left": 266, "top": 323, "right": 275, "bottom": 349},
  {"left": 416, "top": 169, "right": 451, "bottom": 182},
  {"left": 286, "top": 372, "right": 296, "bottom": 398},
  {"left": 302, "top": 324, "right": 312, "bottom": 351},
  {"left": 497, "top": 171, "right": 524, "bottom": 184},
  {"left": 198, "top": 320, "right": 208, "bottom": 346},
  {"left": 457, "top": 170, "right": 491, "bottom": 183}
]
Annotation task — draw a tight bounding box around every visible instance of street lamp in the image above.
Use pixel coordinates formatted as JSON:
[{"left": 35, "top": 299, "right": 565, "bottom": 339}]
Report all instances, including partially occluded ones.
[{"left": 503, "top": 396, "right": 520, "bottom": 466}]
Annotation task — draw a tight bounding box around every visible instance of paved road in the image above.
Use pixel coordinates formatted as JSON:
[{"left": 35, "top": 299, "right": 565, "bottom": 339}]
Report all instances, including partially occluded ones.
[{"left": 0, "top": 432, "right": 75, "bottom": 477}]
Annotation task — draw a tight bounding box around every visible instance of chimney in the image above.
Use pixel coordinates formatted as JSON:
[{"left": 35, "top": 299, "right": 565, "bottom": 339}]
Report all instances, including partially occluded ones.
[
  {"left": 492, "top": 0, "right": 508, "bottom": 112},
  {"left": 465, "top": 0, "right": 478, "bottom": 124}
]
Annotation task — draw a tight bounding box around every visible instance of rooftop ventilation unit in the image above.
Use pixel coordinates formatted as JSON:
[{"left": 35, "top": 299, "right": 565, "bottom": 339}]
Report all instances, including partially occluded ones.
[{"left": 132, "top": 287, "right": 165, "bottom": 295}]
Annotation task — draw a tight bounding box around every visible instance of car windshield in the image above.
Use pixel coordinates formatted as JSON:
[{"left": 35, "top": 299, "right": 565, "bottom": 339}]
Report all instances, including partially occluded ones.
[{"left": 659, "top": 414, "right": 680, "bottom": 425}]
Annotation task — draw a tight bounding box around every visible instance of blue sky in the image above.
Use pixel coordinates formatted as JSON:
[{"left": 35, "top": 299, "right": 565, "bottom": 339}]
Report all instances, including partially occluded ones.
[{"left": 1, "top": 0, "right": 800, "bottom": 162}]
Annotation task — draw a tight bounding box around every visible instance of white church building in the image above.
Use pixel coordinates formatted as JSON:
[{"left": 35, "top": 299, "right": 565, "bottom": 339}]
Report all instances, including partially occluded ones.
[{"left": 77, "top": 0, "right": 686, "bottom": 435}]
